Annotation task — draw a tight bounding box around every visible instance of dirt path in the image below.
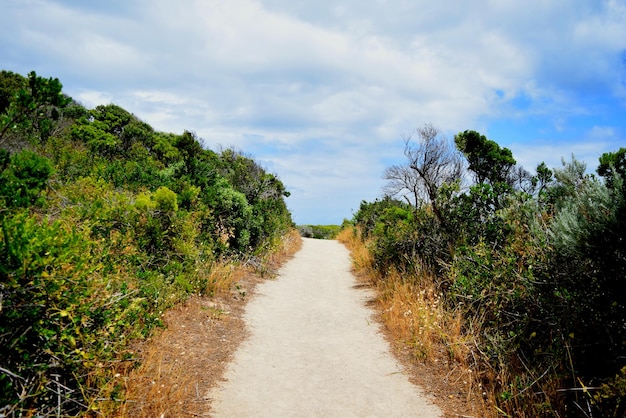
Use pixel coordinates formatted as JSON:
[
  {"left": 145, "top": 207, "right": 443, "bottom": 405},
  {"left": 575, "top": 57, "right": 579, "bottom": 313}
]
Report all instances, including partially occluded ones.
[{"left": 208, "top": 238, "right": 442, "bottom": 417}]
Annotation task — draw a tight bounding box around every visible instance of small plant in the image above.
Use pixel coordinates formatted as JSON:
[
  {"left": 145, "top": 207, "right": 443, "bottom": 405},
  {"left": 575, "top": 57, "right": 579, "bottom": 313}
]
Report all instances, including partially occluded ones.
[{"left": 594, "top": 367, "right": 626, "bottom": 417}]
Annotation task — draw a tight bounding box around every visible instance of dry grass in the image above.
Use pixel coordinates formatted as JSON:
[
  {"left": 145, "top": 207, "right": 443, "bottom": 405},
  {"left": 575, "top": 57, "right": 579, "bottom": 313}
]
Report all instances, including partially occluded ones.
[
  {"left": 336, "top": 227, "right": 375, "bottom": 280},
  {"left": 115, "top": 265, "right": 250, "bottom": 418},
  {"left": 262, "top": 228, "right": 303, "bottom": 272},
  {"left": 113, "top": 230, "right": 302, "bottom": 418},
  {"left": 378, "top": 270, "right": 447, "bottom": 361},
  {"left": 337, "top": 227, "right": 490, "bottom": 417}
]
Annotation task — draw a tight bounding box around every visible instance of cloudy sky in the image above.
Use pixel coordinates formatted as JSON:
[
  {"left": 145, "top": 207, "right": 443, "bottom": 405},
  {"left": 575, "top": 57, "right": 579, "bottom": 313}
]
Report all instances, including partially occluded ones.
[{"left": 2, "top": 0, "right": 625, "bottom": 224}]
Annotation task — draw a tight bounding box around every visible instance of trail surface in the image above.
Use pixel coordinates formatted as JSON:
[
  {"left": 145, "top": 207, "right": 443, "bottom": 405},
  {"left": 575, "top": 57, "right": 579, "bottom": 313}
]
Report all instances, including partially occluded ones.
[{"left": 208, "top": 238, "right": 442, "bottom": 417}]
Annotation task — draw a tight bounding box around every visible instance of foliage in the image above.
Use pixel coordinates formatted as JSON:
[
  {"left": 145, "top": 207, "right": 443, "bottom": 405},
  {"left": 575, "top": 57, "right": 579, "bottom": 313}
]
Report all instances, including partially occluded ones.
[
  {"left": 363, "top": 128, "right": 626, "bottom": 417},
  {"left": 441, "top": 182, "right": 512, "bottom": 247},
  {"left": 598, "top": 147, "right": 626, "bottom": 190},
  {"left": 0, "top": 214, "right": 99, "bottom": 415},
  {"left": 297, "top": 224, "right": 341, "bottom": 239},
  {"left": 594, "top": 366, "right": 626, "bottom": 417},
  {"left": 535, "top": 161, "right": 554, "bottom": 198},
  {"left": 0, "top": 149, "right": 54, "bottom": 209},
  {"left": 0, "top": 69, "right": 294, "bottom": 416},
  {"left": 0, "top": 71, "right": 70, "bottom": 145},
  {"left": 454, "top": 129, "right": 516, "bottom": 187},
  {"left": 546, "top": 160, "right": 625, "bottom": 377},
  {"left": 217, "top": 148, "right": 292, "bottom": 251},
  {"left": 0, "top": 71, "right": 27, "bottom": 114},
  {"left": 298, "top": 225, "right": 314, "bottom": 237}
]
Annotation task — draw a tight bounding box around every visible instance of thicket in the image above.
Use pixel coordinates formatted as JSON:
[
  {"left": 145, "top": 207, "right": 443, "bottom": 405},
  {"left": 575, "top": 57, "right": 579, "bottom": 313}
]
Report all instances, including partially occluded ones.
[
  {"left": 297, "top": 224, "right": 341, "bottom": 239},
  {"left": 0, "top": 70, "right": 294, "bottom": 416},
  {"left": 350, "top": 125, "right": 626, "bottom": 417}
]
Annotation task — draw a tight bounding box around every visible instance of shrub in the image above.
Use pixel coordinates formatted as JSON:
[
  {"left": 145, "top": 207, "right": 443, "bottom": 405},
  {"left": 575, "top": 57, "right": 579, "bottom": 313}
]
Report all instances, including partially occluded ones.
[
  {"left": 0, "top": 213, "right": 99, "bottom": 414},
  {"left": 154, "top": 186, "right": 178, "bottom": 213},
  {"left": 594, "top": 367, "right": 626, "bottom": 417},
  {"left": 545, "top": 167, "right": 626, "bottom": 378},
  {"left": 297, "top": 225, "right": 341, "bottom": 239},
  {"left": 0, "top": 150, "right": 53, "bottom": 209},
  {"left": 298, "top": 225, "right": 314, "bottom": 238}
]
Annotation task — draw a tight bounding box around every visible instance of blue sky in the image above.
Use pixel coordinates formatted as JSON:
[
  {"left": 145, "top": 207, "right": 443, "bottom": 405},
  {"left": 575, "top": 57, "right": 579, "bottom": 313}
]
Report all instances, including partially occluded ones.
[{"left": 1, "top": 0, "right": 625, "bottom": 224}]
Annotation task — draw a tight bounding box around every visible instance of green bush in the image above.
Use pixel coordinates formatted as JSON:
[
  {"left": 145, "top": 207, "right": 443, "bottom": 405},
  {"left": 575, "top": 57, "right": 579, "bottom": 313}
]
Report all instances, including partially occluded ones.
[
  {"left": 0, "top": 213, "right": 100, "bottom": 414},
  {"left": 0, "top": 150, "right": 53, "bottom": 209},
  {"left": 203, "top": 177, "right": 253, "bottom": 252},
  {"left": 154, "top": 186, "right": 178, "bottom": 213},
  {"left": 545, "top": 163, "right": 626, "bottom": 377},
  {"left": 297, "top": 225, "right": 341, "bottom": 239}
]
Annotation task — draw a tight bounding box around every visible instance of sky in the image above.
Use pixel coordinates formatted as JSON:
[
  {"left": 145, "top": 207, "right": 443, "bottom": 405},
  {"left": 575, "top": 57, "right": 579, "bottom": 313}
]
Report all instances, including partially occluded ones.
[{"left": 1, "top": 0, "right": 625, "bottom": 224}]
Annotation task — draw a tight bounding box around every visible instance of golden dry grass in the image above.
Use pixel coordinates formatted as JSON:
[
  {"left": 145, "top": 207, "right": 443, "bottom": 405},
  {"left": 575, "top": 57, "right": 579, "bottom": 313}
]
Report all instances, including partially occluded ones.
[
  {"left": 114, "top": 262, "right": 251, "bottom": 418},
  {"left": 263, "top": 228, "right": 303, "bottom": 272},
  {"left": 336, "top": 227, "right": 375, "bottom": 281}
]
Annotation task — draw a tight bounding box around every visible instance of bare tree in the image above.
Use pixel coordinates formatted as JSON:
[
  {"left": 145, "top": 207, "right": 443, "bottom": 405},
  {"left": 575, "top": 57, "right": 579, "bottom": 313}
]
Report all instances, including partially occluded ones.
[
  {"left": 382, "top": 163, "right": 423, "bottom": 206},
  {"left": 509, "top": 164, "right": 535, "bottom": 194},
  {"left": 383, "top": 124, "right": 464, "bottom": 223}
]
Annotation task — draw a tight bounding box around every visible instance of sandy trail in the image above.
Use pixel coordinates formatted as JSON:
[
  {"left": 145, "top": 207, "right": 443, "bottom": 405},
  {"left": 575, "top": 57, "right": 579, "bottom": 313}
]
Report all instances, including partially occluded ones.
[{"left": 208, "top": 238, "right": 442, "bottom": 417}]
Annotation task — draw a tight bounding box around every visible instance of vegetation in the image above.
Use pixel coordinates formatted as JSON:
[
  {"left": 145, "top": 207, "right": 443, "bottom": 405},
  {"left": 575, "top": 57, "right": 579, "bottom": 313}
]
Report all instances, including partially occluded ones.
[
  {"left": 344, "top": 124, "right": 626, "bottom": 417},
  {"left": 297, "top": 224, "right": 342, "bottom": 239},
  {"left": 0, "top": 70, "right": 294, "bottom": 416}
]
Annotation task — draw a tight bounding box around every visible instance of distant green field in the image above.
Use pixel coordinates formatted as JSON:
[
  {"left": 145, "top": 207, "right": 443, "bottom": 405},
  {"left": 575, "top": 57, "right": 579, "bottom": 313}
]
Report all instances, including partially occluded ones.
[{"left": 298, "top": 224, "right": 342, "bottom": 239}]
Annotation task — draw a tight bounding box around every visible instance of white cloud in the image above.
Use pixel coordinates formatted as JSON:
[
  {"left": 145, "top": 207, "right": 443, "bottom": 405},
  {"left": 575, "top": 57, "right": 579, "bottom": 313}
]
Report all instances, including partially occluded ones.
[
  {"left": 72, "top": 90, "right": 114, "bottom": 109},
  {"left": 510, "top": 139, "right": 613, "bottom": 175},
  {"left": 587, "top": 125, "right": 617, "bottom": 141}
]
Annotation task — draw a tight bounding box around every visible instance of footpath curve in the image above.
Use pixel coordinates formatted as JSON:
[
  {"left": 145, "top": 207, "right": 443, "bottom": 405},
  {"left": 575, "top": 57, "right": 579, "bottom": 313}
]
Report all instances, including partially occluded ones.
[{"left": 208, "top": 238, "right": 442, "bottom": 417}]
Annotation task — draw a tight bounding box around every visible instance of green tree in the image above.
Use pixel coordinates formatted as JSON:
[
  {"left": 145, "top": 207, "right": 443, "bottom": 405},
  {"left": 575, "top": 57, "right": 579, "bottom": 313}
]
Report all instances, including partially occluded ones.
[
  {"left": 89, "top": 104, "right": 158, "bottom": 156},
  {"left": 90, "top": 104, "right": 132, "bottom": 137},
  {"left": 71, "top": 123, "right": 119, "bottom": 157},
  {"left": 152, "top": 132, "right": 181, "bottom": 164},
  {"left": 217, "top": 148, "right": 292, "bottom": 248},
  {"left": 598, "top": 147, "right": 626, "bottom": 190},
  {"left": 454, "top": 130, "right": 516, "bottom": 187},
  {"left": 0, "top": 71, "right": 27, "bottom": 115},
  {"left": 175, "top": 131, "right": 204, "bottom": 178},
  {"left": 535, "top": 161, "right": 553, "bottom": 197},
  {"left": 0, "top": 71, "right": 70, "bottom": 144}
]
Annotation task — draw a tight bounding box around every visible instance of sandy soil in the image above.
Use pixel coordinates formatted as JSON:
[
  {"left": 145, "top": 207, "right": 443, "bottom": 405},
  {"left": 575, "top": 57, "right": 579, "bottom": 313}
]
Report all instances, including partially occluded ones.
[{"left": 207, "top": 238, "right": 443, "bottom": 417}]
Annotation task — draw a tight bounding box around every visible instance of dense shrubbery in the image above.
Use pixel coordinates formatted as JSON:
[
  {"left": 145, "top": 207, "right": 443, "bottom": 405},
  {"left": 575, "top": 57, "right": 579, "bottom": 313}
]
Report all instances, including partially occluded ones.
[
  {"left": 0, "top": 70, "right": 294, "bottom": 415},
  {"left": 350, "top": 125, "right": 626, "bottom": 416},
  {"left": 297, "top": 224, "right": 342, "bottom": 239}
]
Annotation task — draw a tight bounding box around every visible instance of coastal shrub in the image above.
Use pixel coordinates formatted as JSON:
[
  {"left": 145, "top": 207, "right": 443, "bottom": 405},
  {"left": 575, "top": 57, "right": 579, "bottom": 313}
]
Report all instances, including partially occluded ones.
[{"left": 0, "top": 150, "right": 53, "bottom": 209}]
